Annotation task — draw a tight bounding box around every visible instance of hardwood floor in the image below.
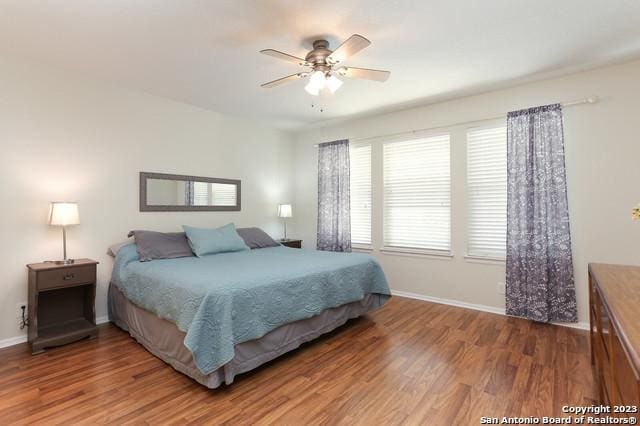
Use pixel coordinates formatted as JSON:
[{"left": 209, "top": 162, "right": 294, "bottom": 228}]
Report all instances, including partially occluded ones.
[{"left": 0, "top": 296, "right": 596, "bottom": 425}]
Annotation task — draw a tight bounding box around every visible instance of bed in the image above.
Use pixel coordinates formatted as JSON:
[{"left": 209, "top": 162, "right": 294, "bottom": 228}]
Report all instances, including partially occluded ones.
[{"left": 108, "top": 243, "right": 391, "bottom": 388}]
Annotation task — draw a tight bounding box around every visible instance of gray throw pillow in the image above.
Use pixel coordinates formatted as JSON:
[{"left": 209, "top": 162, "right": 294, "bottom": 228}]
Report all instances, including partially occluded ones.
[
  {"left": 128, "top": 230, "right": 194, "bottom": 262},
  {"left": 236, "top": 227, "right": 280, "bottom": 249}
]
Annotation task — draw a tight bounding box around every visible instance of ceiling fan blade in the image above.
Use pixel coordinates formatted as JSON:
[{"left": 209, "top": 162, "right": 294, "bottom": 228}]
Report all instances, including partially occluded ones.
[
  {"left": 327, "top": 34, "right": 371, "bottom": 64},
  {"left": 336, "top": 67, "right": 390, "bottom": 82},
  {"left": 261, "top": 73, "right": 306, "bottom": 88},
  {"left": 260, "top": 49, "right": 307, "bottom": 65}
]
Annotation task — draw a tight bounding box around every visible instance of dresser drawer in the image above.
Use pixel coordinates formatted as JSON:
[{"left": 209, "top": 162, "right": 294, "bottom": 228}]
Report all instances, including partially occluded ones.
[
  {"left": 612, "top": 330, "right": 640, "bottom": 406},
  {"left": 594, "top": 288, "right": 611, "bottom": 359},
  {"left": 37, "top": 265, "right": 96, "bottom": 291},
  {"left": 602, "top": 355, "right": 614, "bottom": 405}
]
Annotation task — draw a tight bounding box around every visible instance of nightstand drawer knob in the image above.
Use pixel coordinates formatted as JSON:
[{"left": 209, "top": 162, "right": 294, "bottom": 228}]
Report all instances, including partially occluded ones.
[{"left": 63, "top": 273, "right": 76, "bottom": 281}]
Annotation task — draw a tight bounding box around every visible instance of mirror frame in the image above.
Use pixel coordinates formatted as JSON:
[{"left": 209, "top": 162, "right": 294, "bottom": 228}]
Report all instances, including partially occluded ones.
[{"left": 139, "top": 172, "right": 241, "bottom": 212}]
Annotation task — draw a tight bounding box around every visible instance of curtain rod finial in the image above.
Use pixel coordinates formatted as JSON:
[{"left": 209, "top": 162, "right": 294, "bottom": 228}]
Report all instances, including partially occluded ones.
[{"left": 586, "top": 96, "right": 599, "bottom": 104}]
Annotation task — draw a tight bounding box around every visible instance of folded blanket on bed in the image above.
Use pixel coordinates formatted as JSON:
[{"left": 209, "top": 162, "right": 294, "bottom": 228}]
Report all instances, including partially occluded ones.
[{"left": 111, "top": 244, "right": 391, "bottom": 374}]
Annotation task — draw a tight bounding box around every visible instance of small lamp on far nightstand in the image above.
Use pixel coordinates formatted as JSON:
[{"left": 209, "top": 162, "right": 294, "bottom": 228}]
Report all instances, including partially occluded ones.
[
  {"left": 48, "top": 202, "right": 80, "bottom": 264},
  {"left": 277, "top": 204, "right": 292, "bottom": 240}
]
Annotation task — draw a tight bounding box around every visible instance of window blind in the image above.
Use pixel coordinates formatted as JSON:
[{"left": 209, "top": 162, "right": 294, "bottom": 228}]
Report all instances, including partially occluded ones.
[
  {"left": 383, "top": 134, "right": 451, "bottom": 252},
  {"left": 349, "top": 144, "right": 372, "bottom": 246},
  {"left": 211, "top": 183, "right": 237, "bottom": 206},
  {"left": 466, "top": 126, "right": 507, "bottom": 258},
  {"left": 192, "top": 182, "right": 209, "bottom": 206}
]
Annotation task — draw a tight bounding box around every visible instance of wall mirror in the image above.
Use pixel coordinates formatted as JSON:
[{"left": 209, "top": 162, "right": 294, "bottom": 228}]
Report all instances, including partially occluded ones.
[{"left": 140, "top": 172, "right": 241, "bottom": 211}]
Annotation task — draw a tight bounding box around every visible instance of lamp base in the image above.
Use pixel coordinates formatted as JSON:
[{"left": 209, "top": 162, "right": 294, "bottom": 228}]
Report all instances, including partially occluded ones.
[{"left": 46, "top": 259, "right": 75, "bottom": 265}]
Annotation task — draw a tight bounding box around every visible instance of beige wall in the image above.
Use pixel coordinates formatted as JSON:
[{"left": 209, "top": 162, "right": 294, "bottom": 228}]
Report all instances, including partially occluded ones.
[
  {"left": 0, "top": 57, "right": 294, "bottom": 344},
  {"left": 292, "top": 59, "right": 640, "bottom": 325}
]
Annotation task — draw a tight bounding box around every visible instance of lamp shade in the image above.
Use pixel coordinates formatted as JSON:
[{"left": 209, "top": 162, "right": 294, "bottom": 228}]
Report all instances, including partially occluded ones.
[
  {"left": 277, "top": 204, "right": 292, "bottom": 218},
  {"left": 48, "top": 202, "right": 80, "bottom": 226}
]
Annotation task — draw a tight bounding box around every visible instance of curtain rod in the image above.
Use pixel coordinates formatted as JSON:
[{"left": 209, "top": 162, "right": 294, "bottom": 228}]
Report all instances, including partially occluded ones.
[{"left": 313, "top": 96, "right": 599, "bottom": 147}]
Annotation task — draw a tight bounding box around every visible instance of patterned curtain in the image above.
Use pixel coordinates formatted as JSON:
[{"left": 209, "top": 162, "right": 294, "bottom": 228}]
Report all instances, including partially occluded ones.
[
  {"left": 317, "top": 139, "right": 351, "bottom": 252},
  {"left": 506, "top": 104, "right": 577, "bottom": 323}
]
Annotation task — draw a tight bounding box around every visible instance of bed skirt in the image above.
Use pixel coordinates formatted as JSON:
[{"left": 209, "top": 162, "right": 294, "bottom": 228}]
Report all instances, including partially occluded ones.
[{"left": 108, "top": 281, "right": 385, "bottom": 389}]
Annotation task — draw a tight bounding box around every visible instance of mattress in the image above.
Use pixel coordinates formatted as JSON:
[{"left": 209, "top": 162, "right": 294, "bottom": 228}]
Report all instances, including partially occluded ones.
[{"left": 108, "top": 281, "right": 385, "bottom": 388}]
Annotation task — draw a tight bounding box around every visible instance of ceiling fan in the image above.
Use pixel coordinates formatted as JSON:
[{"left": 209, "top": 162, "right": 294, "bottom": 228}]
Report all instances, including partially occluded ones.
[{"left": 260, "top": 34, "right": 390, "bottom": 96}]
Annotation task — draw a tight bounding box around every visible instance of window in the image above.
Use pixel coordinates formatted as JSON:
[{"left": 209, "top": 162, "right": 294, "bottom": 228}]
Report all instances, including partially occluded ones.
[
  {"left": 349, "top": 144, "right": 372, "bottom": 246},
  {"left": 383, "top": 134, "right": 451, "bottom": 252},
  {"left": 211, "top": 183, "right": 237, "bottom": 206},
  {"left": 192, "top": 181, "right": 209, "bottom": 206},
  {"left": 466, "top": 126, "right": 507, "bottom": 259},
  {"left": 191, "top": 182, "right": 237, "bottom": 206}
]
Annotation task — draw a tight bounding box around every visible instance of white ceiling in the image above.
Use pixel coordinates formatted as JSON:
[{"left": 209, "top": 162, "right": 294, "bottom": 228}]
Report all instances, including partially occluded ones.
[{"left": 1, "top": 0, "right": 640, "bottom": 129}]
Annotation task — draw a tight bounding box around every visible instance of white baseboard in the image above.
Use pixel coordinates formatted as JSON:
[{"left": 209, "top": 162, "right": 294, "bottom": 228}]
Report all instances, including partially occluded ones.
[
  {"left": 0, "top": 335, "right": 28, "bottom": 349},
  {"left": 391, "top": 289, "right": 504, "bottom": 315},
  {"left": 391, "top": 289, "right": 589, "bottom": 331},
  {"left": 0, "top": 315, "right": 110, "bottom": 349}
]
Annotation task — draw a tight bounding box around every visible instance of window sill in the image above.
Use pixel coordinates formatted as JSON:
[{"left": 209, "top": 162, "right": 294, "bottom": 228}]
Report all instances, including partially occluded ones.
[
  {"left": 464, "top": 255, "right": 506, "bottom": 265},
  {"left": 380, "top": 246, "right": 453, "bottom": 260},
  {"left": 352, "top": 244, "right": 373, "bottom": 252}
]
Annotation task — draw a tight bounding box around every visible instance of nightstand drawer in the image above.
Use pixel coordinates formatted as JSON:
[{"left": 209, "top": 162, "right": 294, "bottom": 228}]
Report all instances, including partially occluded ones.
[{"left": 38, "top": 265, "right": 96, "bottom": 291}]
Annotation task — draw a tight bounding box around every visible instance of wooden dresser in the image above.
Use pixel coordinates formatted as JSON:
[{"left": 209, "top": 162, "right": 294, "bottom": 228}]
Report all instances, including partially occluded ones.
[{"left": 589, "top": 263, "right": 640, "bottom": 415}]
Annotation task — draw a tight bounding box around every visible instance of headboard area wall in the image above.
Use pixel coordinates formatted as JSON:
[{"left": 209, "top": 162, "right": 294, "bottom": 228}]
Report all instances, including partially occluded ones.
[{"left": 0, "top": 57, "right": 295, "bottom": 345}]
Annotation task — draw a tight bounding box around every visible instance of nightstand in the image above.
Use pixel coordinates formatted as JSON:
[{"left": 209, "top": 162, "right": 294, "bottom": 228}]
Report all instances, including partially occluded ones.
[
  {"left": 27, "top": 259, "right": 99, "bottom": 354},
  {"left": 279, "top": 239, "right": 302, "bottom": 249}
]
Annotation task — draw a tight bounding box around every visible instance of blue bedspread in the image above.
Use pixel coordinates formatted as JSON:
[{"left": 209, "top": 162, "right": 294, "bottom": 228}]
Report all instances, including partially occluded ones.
[{"left": 111, "top": 244, "right": 391, "bottom": 374}]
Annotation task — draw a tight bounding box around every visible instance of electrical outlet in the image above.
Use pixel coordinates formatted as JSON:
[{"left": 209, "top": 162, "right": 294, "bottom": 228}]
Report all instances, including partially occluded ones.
[
  {"left": 16, "top": 302, "right": 28, "bottom": 329},
  {"left": 16, "top": 302, "right": 27, "bottom": 318},
  {"left": 497, "top": 282, "right": 506, "bottom": 295}
]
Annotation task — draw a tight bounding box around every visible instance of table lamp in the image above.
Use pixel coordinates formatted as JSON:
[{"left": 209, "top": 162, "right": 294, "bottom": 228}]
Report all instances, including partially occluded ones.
[
  {"left": 277, "top": 204, "right": 292, "bottom": 240},
  {"left": 48, "top": 202, "right": 80, "bottom": 264}
]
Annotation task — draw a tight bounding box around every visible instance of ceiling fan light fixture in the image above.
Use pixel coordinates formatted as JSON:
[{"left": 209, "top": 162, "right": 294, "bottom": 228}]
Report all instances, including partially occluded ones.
[
  {"left": 304, "top": 81, "right": 320, "bottom": 96},
  {"left": 308, "top": 71, "right": 326, "bottom": 90},
  {"left": 326, "top": 75, "right": 343, "bottom": 93}
]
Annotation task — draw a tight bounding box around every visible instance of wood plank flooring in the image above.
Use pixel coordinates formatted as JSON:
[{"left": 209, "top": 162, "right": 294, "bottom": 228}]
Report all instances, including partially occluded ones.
[{"left": 0, "top": 296, "right": 597, "bottom": 425}]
